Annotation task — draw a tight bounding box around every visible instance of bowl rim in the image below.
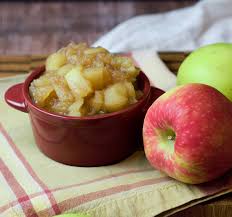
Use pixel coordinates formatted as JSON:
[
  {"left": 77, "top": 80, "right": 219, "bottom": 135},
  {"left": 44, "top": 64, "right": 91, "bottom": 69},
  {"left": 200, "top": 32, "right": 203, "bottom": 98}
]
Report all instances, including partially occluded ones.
[{"left": 23, "top": 66, "right": 151, "bottom": 121}]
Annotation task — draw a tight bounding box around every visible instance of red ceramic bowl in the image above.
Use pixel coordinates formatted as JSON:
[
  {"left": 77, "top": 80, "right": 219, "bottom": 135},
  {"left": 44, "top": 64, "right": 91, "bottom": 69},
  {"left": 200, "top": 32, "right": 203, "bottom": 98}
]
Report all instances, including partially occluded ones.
[{"left": 5, "top": 66, "right": 164, "bottom": 166}]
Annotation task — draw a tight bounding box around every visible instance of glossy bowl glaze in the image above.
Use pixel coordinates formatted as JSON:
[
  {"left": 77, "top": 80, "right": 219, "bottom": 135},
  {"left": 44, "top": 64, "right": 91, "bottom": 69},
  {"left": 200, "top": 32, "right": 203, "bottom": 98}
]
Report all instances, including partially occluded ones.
[{"left": 5, "top": 66, "right": 164, "bottom": 166}]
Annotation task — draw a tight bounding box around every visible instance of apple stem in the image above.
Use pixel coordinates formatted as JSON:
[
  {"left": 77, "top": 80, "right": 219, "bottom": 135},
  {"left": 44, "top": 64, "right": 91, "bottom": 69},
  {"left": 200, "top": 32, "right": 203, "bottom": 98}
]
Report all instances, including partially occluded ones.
[
  {"left": 155, "top": 128, "right": 175, "bottom": 154},
  {"left": 168, "top": 135, "right": 175, "bottom": 141}
]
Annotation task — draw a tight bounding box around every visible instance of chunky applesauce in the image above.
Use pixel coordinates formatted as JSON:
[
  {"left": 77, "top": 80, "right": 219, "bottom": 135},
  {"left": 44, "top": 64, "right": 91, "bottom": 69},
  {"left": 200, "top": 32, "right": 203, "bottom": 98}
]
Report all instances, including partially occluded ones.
[{"left": 29, "top": 43, "right": 142, "bottom": 116}]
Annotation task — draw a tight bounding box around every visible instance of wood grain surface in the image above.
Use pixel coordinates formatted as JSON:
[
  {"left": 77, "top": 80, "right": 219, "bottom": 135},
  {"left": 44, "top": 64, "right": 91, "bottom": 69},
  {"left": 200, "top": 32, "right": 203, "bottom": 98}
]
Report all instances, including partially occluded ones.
[
  {"left": 1, "top": 1, "right": 197, "bottom": 55},
  {"left": 1, "top": 1, "right": 232, "bottom": 217}
]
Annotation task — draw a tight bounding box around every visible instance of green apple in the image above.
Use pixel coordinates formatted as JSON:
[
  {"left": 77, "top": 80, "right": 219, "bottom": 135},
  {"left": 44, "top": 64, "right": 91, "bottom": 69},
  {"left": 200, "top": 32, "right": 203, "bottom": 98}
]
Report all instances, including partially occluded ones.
[
  {"left": 177, "top": 43, "right": 232, "bottom": 101},
  {"left": 53, "top": 214, "right": 90, "bottom": 217}
]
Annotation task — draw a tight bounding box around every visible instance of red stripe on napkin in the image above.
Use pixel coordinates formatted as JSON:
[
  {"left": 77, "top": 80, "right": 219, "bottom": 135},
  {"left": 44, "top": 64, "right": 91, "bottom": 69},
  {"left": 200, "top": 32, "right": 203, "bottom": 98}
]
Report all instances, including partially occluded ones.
[
  {"left": 0, "top": 168, "right": 158, "bottom": 213},
  {"left": 51, "top": 168, "right": 154, "bottom": 192},
  {"left": 0, "top": 123, "right": 60, "bottom": 215},
  {"left": 0, "top": 158, "right": 38, "bottom": 217},
  {"left": 37, "top": 177, "right": 171, "bottom": 215}
]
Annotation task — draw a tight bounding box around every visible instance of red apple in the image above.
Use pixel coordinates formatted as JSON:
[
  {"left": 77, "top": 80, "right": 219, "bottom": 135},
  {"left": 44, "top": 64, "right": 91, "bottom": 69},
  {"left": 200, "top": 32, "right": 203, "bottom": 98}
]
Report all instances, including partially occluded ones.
[{"left": 143, "top": 83, "right": 232, "bottom": 184}]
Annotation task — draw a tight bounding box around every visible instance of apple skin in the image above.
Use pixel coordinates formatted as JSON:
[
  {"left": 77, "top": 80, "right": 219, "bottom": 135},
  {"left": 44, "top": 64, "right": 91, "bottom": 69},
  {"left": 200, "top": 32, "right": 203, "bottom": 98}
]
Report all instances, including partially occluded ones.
[
  {"left": 143, "top": 83, "right": 232, "bottom": 184},
  {"left": 177, "top": 43, "right": 232, "bottom": 101}
]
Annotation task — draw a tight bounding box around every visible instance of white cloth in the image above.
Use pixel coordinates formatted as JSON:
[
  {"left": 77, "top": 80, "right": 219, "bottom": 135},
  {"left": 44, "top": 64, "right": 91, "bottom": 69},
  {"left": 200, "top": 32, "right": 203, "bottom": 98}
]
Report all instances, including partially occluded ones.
[
  {"left": 93, "top": 0, "right": 232, "bottom": 91},
  {"left": 131, "top": 50, "right": 177, "bottom": 91},
  {"left": 93, "top": 0, "right": 232, "bottom": 52}
]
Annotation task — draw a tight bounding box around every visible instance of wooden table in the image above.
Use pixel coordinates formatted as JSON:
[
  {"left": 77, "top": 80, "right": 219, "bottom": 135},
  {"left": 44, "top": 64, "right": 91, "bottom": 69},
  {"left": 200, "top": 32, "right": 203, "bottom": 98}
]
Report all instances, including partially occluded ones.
[
  {"left": 1, "top": 1, "right": 232, "bottom": 216},
  {"left": 0, "top": 1, "right": 197, "bottom": 54}
]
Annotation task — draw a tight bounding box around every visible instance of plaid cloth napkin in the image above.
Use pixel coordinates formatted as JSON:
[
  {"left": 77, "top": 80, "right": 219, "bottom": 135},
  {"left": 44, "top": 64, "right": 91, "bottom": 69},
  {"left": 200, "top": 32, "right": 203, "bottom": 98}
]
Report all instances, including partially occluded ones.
[{"left": 0, "top": 51, "right": 232, "bottom": 217}]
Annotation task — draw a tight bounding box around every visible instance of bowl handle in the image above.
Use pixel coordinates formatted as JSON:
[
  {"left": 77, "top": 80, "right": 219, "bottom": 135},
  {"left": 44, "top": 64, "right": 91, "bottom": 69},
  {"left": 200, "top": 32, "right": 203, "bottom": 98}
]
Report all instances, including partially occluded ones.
[
  {"left": 4, "top": 83, "right": 28, "bottom": 113},
  {"left": 142, "top": 86, "right": 165, "bottom": 114}
]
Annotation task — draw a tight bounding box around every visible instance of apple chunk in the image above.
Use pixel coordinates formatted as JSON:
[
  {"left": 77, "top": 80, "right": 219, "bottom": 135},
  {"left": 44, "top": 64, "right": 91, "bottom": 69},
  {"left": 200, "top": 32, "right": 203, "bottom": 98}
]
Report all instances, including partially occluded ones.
[
  {"left": 57, "top": 64, "right": 74, "bottom": 76},
  {"left": 68, "top": 98, "right": 84, "bottom": 116},
  {"left": 89, "top": 90, "right": 104, "bottom": 113},
  {"left": 124, "top": 81, "right": 137, "bottom": 103},
  {"left": 104, "top": 82, "right": 129, "bottom": 112},
  {"left": 51, "top": 76, "right": 74, "bottom": 102},
  {"left": 29, "top": 74, "right": 56, "bottom": 107},
  {"left": 46, "top": 52, "right": 67, "bottom": 71},
  {"left": 65, "top": 66, "right": 93, "bottom": 97},
  {"left": 29, "top": 85, "right": 55, "bottom": 107},
  {"left": 83, "top": 67, "right": 105, "bottom": 90}
]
